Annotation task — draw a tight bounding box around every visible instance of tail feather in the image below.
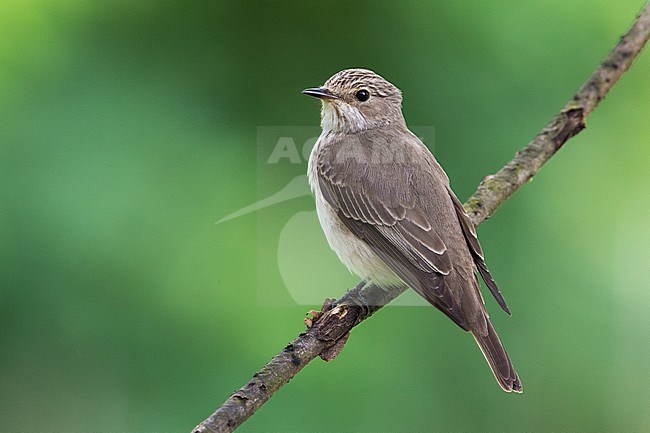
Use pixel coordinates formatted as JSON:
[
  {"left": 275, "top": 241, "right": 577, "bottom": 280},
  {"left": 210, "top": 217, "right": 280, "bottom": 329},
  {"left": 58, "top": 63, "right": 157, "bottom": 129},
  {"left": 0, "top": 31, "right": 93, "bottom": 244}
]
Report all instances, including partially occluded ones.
[{"left": 471, "top": 318, "right": 522, "bottom": 393}]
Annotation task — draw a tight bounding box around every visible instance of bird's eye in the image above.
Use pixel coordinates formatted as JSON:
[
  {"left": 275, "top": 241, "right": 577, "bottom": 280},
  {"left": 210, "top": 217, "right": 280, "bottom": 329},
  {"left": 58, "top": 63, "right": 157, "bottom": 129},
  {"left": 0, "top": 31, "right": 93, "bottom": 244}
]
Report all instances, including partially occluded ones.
[{"left": 355, "top": 89, "right": 370, "bottom": 102}]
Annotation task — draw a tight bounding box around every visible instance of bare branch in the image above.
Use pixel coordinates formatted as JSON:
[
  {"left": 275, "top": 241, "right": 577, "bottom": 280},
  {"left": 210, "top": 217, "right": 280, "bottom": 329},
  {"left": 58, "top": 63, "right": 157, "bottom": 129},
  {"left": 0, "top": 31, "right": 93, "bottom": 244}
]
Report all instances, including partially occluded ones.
[
  {"left": 192, "top": 4, "right": 650, "bottom": 432},
  {"left": 465, "top": 2, "right": 650, "bottom": 225}
]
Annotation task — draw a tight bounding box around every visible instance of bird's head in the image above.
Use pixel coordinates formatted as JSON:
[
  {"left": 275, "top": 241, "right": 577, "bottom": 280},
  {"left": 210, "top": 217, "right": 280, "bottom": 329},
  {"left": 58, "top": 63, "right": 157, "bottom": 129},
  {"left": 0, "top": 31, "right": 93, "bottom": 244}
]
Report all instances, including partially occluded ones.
[{"left": 303, "top": 68, "right": 404, "bottom": 134}]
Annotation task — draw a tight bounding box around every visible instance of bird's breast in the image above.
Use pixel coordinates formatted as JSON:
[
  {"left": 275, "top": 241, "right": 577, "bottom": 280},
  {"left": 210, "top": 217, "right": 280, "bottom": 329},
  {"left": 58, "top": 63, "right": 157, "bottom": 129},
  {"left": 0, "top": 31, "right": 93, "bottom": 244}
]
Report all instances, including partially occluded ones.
[{"left": 308, "top": 135, "right": 404, "bottom": 287}]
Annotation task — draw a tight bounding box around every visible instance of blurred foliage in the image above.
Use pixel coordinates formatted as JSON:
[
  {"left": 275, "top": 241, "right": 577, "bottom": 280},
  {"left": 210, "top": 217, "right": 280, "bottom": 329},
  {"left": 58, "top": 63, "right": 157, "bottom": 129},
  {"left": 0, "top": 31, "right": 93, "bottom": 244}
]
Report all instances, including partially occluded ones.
[{"left": 1, "top": 1, "right": 649, "bottom": 432}]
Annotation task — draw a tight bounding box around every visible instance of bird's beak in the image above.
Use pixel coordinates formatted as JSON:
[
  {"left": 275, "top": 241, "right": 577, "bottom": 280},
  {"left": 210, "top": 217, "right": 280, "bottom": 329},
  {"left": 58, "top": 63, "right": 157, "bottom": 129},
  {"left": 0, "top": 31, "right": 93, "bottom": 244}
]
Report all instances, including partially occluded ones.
[{"left": 302, "top": 87, "right": 339, "bottom": 100}]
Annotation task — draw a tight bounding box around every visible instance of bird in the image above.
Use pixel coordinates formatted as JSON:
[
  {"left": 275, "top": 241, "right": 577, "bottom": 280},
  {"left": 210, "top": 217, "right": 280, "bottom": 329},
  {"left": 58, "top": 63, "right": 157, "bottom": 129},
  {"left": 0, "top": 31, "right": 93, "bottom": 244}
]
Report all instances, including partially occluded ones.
[{"left": 302, "top": 68, "right": 522, "bottom": 393}]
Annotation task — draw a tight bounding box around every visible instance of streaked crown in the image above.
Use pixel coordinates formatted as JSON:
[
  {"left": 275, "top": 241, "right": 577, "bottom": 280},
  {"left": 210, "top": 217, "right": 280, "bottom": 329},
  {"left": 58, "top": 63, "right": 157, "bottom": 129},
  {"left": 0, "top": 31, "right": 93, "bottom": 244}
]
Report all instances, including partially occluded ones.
[
  {"left": 305, "top": 68, "right": 405, "bottom": 133},
  {"left": 324, "top": 69, "right": 402, "bottom": 100}
]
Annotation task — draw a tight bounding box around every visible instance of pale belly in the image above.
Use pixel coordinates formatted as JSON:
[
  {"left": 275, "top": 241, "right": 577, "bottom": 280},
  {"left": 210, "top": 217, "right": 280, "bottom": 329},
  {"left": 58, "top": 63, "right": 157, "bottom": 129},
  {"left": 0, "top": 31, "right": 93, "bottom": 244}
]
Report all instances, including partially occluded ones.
[{"left": 308, "top": 143, "right": 404, "bottom": 287}]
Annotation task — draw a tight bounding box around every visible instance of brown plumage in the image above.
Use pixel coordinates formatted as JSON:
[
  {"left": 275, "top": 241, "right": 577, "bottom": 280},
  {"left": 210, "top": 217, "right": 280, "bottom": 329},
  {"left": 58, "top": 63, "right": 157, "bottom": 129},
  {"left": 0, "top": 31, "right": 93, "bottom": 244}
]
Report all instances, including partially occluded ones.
[{"left": 304, "top": 68, "right": 522, "bottom": 393}]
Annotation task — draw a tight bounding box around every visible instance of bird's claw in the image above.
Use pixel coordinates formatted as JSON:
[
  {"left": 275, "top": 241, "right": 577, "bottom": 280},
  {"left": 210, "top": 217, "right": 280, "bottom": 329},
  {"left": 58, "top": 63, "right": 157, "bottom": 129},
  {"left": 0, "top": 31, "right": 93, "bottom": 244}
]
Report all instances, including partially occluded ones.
[
  {"left": 304, "top": 298, "right": 337, "bottom": 328},
  {"left": 304, "top": 310, "right": 320, "bottom": 328}
]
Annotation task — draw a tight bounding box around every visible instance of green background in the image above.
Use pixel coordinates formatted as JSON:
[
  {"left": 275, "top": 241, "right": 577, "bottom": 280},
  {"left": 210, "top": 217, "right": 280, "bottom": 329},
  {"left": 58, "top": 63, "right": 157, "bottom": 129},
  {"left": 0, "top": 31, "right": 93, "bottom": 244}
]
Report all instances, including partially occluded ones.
[{"left": 2, "top": 1, "right": 649, "bottom": 432}]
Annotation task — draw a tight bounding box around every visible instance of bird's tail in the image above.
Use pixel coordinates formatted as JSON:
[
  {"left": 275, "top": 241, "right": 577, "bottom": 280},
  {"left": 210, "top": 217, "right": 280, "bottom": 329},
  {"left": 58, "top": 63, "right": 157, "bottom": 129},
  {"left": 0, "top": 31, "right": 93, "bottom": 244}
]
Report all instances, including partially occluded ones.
[{"left": 471, "top": 318, "right": 523, "bottom": 393}]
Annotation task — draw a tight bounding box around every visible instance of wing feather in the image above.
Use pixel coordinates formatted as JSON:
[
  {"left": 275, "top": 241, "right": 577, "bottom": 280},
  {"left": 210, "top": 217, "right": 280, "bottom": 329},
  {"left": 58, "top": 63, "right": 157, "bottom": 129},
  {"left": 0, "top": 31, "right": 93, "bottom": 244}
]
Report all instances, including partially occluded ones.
[
  {"left": 340, "top": 217, "right": 466, "bottom": 329},
  {"left": 317, "top": 170, "right": 467, "bottom": 329},
  {"left": 447, "top": 190, "right": 511, "bottom": 315}
]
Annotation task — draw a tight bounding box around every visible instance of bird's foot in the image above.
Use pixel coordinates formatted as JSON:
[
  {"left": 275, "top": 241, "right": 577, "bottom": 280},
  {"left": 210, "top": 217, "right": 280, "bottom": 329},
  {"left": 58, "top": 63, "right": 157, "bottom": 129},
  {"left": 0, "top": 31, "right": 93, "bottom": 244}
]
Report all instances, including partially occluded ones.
[
  {"left": 304, "top": 297, "right": 359, "bottom": 362},
  {"left": 348, "top": 281, "right": 372, "bottom": 317},
  {"left": 304, "top": 298, "right": 336, "bottom": 328}
]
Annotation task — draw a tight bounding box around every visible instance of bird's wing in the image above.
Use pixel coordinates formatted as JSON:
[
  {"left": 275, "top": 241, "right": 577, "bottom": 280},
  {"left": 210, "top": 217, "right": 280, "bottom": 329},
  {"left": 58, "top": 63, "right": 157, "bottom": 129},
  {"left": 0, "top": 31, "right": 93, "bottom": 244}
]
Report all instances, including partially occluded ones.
[
  {"left": 446, "top": 191, "right": 511, "bottom": 314},
  {"left": 315, "top": 133, "right": 468, "bottom": 329}
]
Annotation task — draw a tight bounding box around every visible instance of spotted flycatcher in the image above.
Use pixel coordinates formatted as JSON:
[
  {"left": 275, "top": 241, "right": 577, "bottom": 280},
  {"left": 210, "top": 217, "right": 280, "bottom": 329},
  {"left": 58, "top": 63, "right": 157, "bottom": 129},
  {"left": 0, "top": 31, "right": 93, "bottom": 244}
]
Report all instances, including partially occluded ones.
[{"left": 303, "top": 68, "right": 522, "bottom": 393}]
